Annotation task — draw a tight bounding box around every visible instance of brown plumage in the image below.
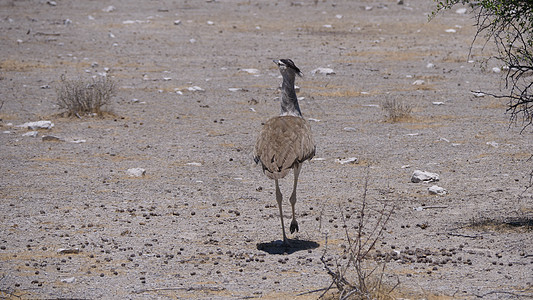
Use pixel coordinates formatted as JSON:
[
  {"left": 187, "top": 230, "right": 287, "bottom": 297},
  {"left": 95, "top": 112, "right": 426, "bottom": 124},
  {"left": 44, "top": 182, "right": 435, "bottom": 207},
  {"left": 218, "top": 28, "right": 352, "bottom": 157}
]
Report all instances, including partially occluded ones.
[
  {"left": 254, "top": 59, "right": 315, "bottom": 244},
  {"left": 255, "top": 116, "right": 315, "bottom": 180}
]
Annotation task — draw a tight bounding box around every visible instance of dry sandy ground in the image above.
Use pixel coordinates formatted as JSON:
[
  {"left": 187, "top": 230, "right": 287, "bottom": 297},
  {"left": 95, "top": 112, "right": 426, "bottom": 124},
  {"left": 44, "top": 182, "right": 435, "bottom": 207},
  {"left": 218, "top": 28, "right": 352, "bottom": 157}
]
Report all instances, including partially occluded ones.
[{"left": 1, "top": 0, "right": 532, "bottom": 299}]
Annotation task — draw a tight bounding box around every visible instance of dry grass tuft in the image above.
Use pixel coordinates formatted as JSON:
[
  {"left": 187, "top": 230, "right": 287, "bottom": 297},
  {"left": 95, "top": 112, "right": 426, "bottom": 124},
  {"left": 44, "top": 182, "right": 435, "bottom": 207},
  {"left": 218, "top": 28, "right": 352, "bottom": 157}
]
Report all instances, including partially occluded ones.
[
  {"left": 381, "top": 98, "right": 413, "bottom": 122},
  {"left": 56, "top": 75, "right": 116, "bottom": 117}
]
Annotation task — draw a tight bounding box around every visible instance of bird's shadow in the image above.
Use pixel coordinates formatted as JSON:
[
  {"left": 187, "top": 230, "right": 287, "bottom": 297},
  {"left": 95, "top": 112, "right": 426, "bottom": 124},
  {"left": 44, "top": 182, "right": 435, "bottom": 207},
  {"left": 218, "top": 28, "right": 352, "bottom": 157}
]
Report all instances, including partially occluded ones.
[{"left": 256, "top": 239, "right": 319, "bottom": 255}]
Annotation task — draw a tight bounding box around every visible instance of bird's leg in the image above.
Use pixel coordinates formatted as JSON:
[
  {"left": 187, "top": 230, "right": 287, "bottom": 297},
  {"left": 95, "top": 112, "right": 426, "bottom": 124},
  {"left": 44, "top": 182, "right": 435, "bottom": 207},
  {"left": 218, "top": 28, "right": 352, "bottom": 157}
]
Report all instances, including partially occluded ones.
[
  {"left": 275, "top": 179, "right": 288, "bottom": 244},
  {"left": 289, "top": 163, "right": 301, "bottom": 234}
]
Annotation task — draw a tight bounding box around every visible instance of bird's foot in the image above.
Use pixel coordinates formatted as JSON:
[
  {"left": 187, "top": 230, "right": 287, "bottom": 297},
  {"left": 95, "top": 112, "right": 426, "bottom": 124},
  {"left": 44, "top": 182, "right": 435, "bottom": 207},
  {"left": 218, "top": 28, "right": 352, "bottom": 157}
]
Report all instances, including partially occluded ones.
[{"left": 290, "top": 220, "right": 299, "bottom": 234}]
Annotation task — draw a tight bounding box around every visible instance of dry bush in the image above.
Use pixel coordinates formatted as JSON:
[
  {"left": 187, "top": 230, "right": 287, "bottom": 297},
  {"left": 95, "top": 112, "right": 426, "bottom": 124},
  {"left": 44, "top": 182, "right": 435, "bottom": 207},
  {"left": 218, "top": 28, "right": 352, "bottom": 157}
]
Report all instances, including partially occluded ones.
[
  {"left": 381, "top": 99, "right": 412, "bottom": 122},
  {"left": 56, "top": 75, "right": 116, "bottom": 117},
  {"left": 319, "top": 170, "right": 398, "bottom": 300}
]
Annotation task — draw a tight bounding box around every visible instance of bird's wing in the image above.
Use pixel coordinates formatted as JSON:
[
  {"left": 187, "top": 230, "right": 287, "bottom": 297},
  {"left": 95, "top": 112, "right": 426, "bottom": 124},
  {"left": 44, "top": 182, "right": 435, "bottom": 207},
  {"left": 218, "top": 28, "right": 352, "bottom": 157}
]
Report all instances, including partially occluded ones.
[{"left": 254, "top": 116, "right": 315, "bottom": 178}]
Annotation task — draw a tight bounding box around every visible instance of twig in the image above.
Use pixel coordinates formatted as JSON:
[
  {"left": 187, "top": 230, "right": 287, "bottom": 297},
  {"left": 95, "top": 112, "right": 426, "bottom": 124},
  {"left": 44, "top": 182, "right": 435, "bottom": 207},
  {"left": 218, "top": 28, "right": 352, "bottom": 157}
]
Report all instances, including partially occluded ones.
[
  {"left": 445, "top": 232, "right": 483, "bottom": 239},
  {"left": 134, "top": 286, "right": 224, "bottom": 294},
  {"left": 474, "top": 290, "right": 533, "bottom": 298},
  {"left": 296, "top": 287, "right": 330, "bottom": 296}
]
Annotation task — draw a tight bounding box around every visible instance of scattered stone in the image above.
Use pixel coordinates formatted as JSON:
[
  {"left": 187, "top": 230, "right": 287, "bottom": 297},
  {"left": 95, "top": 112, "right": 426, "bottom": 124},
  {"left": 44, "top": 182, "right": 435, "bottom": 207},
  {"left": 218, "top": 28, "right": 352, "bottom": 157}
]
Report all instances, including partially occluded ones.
[
  {"left": 426, "top": 63, "right": 435, "bottom": 68},
  {"left": 411, "top": 170, "right": 440, "bottom": 183},
  {"left": 228, "top": 88, "right": 244, "bottom": 92},
  {"left": 42, "top": 135, "right": 62, "bottom": 142},
  {"left": 61, "top": 277, "right": 76, "bottom": 283},
  {"left": 311, "top": 67, "right": 335, "bottom": 75},
  {"left": 445, "top": 28, "right": 457, "bottom": 33},
  {"left": 486, "top": 141, "right": 499, "bottom": 148},
  {"left": 241, "top": 68, "right": 260, "bottom": 75},
  {"left": 343, "top": 127, "right": 356, "bottom": 132},
  {"left": 336, "top": 157, "right": 358, "bottom": 165},
  {"left": 127, "top": 168, "right": 146, "bottom": 177},
  {"left": 187, "top": 162, "right": 202, "bottom": 166},
  {"left": 492, "top": 67, "right": 501, "bottom": 73},
  {"left": 70, "top": 139, "right": 86, "bottom": 144},
  {"left": 22, "top": 131, "right": 38, "bottom": 137},
  {"left": 471, "top": 91, "right": 485, "bottom": 97},
  {"left": 456, "top": 7, "right": 467, "bottom": 14},
  {"left": 322, "top": 24, "right": 333, "bottom": 28},
  {"left": 412, "top": 79, "right": 425, "bottom": 85},
  {"left": 174, "top": 20, "right": 182, "bottom": 25},
  {"left": 187, "top": 86, "right": 205, "bottom": 92},
  {"left": 57, "top": 248, "right": 80, "bottom": 254},
  {"left": 432, "top": 102, "right": 444, "bottom": 105},
  {"left": 207, "top": 21, "right": 214, "bottom": 25},
  {"left": 102, "top": 5, "right": 116, "bottom": 12},
  {"left": 18, "top": 121, "right": 54, "bottom": 130},
  {"left": 47, "top": 1, "right": 57, "bottom": 6},
  {"left": 428, "top": 185, "right": 447, "bottom": 195}
]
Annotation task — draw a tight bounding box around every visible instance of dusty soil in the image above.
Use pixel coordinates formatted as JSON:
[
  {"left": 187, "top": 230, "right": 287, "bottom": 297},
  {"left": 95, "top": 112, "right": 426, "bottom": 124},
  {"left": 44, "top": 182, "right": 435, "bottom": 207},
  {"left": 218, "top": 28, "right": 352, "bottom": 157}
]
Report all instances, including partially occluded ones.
[{"left": 1, "top": 0, "right": 532, "bottom": 299}]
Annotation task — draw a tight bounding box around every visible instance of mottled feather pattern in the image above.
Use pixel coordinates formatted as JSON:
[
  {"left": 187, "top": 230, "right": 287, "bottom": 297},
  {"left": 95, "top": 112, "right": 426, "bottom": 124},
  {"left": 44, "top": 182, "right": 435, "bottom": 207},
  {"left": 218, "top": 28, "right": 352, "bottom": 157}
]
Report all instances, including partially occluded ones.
[{"left": 254, "top": 116, "right": 315, "bottom": 180}]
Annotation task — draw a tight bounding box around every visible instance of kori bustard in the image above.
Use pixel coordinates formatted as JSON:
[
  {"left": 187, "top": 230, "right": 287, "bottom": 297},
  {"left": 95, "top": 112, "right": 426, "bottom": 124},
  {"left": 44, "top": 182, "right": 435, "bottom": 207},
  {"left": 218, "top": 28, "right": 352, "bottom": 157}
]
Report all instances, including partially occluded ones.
[{"left": 254, "top": 59, "right": 315, "bottom": 244}]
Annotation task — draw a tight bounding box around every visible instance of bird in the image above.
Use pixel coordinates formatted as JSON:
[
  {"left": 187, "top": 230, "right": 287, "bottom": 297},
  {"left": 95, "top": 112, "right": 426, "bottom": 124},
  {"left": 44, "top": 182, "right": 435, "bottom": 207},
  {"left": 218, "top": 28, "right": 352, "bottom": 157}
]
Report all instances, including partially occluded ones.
[{"left": 254, "top": 59, "right": 316, "bottom": 245}]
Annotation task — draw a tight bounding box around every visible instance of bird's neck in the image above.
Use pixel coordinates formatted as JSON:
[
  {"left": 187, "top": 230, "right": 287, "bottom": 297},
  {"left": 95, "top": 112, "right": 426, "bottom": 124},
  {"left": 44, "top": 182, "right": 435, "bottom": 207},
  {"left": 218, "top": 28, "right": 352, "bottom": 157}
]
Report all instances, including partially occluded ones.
[{"left": 280, "top": 76, "right": 302, "bottom": 117}]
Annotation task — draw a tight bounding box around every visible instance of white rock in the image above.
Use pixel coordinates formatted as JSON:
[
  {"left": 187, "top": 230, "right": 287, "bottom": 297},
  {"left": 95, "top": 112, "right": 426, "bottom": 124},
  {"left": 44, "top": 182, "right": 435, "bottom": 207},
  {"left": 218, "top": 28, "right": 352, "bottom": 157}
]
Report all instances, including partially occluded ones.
[
  {"left": 426, "top": 63, "right": 435, "bottom": 68},
  {"left": 343, "top": 127, "right": 357, "bottom": 132},
  {"left": 18, "top": 121, "right": 54, "bottom": 130},
  {"left": 323, "top": 24, "right": 333, "bottom": 28},
  {"left": 492, "top": 67, "right": 501, "bottom": 73},
  {"left": 127, "top": 168, "right": 146, "bottom": 177},
  {"left": 70, "top": 139, "right": 86, "bottom": 144},
  {"left": 487, "top": 141, "right": 499, "bottom": 148},
  {"left": 445, "top": 29, "right": 457, "bottom": 33},
  {"left": 311, "top": 68, "right": 335, "bottom": 75},
  {"left": 102, "top": 5, "right": 116, "bottom": 12},
  {"left": 456, "top": 7, "right": 467, "bottom": 14},
  {"left": 471, "top": 91, "right": 485, "bottom": 97},
  {"left": 187, "top": 86, "right": 205, "bottom": 92},
  {"left": 22, "top": 131, "right": 38, "bottom": 137},
  {"left": 187, "top": 162, "right": 202, "bottom": 166},
  {"left": 308, "top": 118, "right": 321, "bottom": 122},
  {"left": 428, "top": 185, "right": 447, "bottom": 195},
  {"left": 57, "top": 248, "right": 80, "bottom": 254},
  {"left": 411, "top": 170, "right": 439, "bottom": 183},
  {"left": 174, "top": 20, "right": 182, "bottom": 25},
  {"left": 241, "top": 68, "right": 260, "bottom": 74},
  {"left": 412, "top": 79, "right": 425, "bottom": 85},
  {"left": 108, "top": 32, "right": 115, "bottom": 38},
  {"left": 336, "top": 157, "right": 358, "bottom": 165},
  {"left": 207, "top": 20, "right": 214, "bottom": 25},
  {"left": 335, "top": 14, "right": 343, "bottom": 19},
  {"left": 61, "top": 277, "right": 76, "bottom": 283},
  {"left": 189, "top": 38, "right": 196, "bottom": 43},
  {"left": 432, "top": 102, "right": 444, "bottom": 105},
  {"left": 228, "top": 88, "right": 243, "bottom": 92}
]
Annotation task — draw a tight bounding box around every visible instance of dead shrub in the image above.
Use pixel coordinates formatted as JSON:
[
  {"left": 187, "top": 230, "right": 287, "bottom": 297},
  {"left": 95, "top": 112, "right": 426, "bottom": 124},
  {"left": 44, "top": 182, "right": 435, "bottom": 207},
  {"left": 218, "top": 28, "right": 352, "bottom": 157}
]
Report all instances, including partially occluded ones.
[
  {"left": 56, "top": 75, "right": 116, "bottom": 117},
  {"left": 319, "top": 169, "right": 398, "bottom": 300},
  {"left": 381, "top": 98, "right": 412, "bottom": 122}
]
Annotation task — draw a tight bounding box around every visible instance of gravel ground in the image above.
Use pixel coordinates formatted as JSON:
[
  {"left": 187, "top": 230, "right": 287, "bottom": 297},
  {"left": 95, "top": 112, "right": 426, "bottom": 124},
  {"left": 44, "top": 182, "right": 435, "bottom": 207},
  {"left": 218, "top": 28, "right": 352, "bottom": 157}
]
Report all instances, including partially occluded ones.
[{"left": 1, "top": 0, "right": 532, "bottom": 299}]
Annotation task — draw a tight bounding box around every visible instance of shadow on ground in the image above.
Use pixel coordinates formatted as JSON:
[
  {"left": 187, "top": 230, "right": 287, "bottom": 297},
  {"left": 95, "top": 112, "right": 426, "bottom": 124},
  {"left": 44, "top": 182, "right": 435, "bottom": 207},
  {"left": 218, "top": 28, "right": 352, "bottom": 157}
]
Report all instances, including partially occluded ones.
[{"left": 256, "top": 239, "right": 320, "bottom": 255}]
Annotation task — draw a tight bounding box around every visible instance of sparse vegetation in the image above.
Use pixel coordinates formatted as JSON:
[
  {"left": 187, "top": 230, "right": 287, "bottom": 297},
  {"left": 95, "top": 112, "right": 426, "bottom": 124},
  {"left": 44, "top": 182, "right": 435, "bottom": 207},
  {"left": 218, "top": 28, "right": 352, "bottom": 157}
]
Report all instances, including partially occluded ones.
[
  {"left": 56, "top": 75, "right": 116, "bottom": 117},
  {"left": 381, "top": 99, "right": 413, "bottom": 122},
  {"left": 320, "top": 170, "right": 397, "bottom": 300},
  {"left": 432, "top": 0, "right": 533, "bottom": 132}
]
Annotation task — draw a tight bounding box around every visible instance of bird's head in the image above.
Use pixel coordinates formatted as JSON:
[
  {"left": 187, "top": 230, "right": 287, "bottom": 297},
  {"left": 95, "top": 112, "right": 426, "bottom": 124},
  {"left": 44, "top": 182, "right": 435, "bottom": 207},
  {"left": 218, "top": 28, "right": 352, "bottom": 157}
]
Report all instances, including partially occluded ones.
[{"left": 274, "top": 59, "right": 302, "bottom": 77}]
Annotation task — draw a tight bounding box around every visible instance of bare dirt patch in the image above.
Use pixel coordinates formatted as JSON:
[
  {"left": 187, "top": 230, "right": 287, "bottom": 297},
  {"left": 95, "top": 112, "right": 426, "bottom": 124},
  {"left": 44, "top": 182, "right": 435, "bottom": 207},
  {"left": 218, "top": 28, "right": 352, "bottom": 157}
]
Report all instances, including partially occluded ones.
[{"left": 1, "top": 0, "right": 532, "bottom": 299}]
